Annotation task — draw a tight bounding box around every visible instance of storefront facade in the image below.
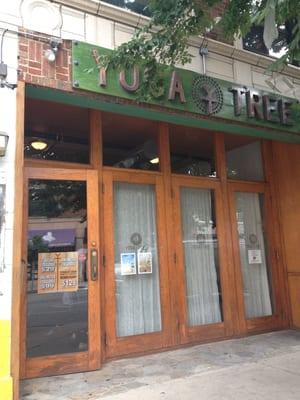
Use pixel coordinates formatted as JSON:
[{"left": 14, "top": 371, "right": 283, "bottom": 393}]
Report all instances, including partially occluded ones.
[{"left": 1, "top": 1, "right": 300, "bottom": 400}]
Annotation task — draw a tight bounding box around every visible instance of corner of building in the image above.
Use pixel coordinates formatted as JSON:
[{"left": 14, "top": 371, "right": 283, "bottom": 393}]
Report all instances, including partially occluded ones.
[{"left": 0, "top": 8, "right": 19, "bottom": 399}]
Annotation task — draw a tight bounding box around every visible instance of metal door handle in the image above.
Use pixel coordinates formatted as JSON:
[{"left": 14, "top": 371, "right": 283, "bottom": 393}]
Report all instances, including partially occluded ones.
[{"left": 90, "top": 248, "right": 98, "bottom": 281}]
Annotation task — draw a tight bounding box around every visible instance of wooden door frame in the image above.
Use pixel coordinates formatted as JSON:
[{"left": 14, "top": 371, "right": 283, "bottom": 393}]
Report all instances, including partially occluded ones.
[
  {"left": 20, "top": 167, "right": 101, "bottom": 379},
  {"left": 227, "top": 180, "right": 286, "bottom": 334},
  {"left": 171, "top": 174, "right": 234, "bottom": 344},
  {"left": 11, "top": 102, "right": 104, "bottom": 386},
  {"left": 11, "top": 89, "right": 291, "bottom": 396},
  {"left": 102, "top": 168, "right": 172, "bottom": 359},
  {"left": 12, "top": 81, "right": 25, "bottom": 400}
]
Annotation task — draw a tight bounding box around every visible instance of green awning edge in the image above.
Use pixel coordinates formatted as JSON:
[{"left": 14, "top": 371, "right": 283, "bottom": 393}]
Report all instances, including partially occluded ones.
[{"left": 25, "top": 85, "right": 300, "bottom": 144}]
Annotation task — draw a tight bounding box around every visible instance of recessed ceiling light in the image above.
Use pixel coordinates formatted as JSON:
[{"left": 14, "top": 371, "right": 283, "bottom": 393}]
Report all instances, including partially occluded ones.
[
  {"left": 30, "top": 139, "right": 48, "bottom": 151},
  {"left": 150, "top": 157, "right": 159, "bottom": 164}
]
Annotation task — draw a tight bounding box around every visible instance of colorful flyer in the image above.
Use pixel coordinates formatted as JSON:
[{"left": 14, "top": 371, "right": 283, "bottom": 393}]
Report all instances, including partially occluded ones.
[
  {"left": 37, "top": 253, "right": 58, "bottom": 294},
  {"left": 138, "top": 252, "right": 153, "bottom": 274},
  {"left": 120, "top": 252, "right": 136, "bottom": 275}
]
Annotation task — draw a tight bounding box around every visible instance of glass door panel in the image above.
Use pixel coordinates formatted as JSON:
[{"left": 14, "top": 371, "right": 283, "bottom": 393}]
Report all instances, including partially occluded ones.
[
  {"left": 234, "top": 191, "right": 273, "bottom": 319},
  {"left": 180, "top": 187, "right": 222, "bottom": 326},
  {"left": 172, "top": 177, "right": 231, "bottom": 344},
  {"left": 113, "top": 182, "right": 162, "bottom": 337},
  {"left": 26, "top": 179, "right": 88, "bottom": 357},
  {"left": 23, "top": 170, "right": 101, "bottom": 379},
  {"left": 103, "top": 171, "right": 170, "bottom": 358}
]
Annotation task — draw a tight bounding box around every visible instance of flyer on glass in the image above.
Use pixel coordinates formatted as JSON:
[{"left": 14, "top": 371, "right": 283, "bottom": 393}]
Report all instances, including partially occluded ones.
[
  {"left": 38, "top": 251, "right": 79, "bottom": 293},
  {"left": 57, "top": 251, "right": 79, "bottom": 292},
  {"left": 37, "top": 253, "right": 58, "bottom": 294},
  {"left": 120, "top": 252, "right": 136, "bottom": 275},
  {"left": 138, "top": 252, "right": 152, "bottom": 274},
  {"left": 248, "top": 249, "right": 262, "bottom": 264}
]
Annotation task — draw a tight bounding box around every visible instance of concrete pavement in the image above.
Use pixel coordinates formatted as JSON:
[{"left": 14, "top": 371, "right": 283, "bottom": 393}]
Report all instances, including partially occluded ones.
[{"left": 21, "top": 330, "right": 300, "bottom": 400}]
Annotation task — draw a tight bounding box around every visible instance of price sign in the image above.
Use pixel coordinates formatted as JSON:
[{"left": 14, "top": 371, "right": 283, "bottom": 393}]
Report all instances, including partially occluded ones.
[
  {"left": 57, "top": 252, "right": 79, "bottom": 292},
  {"left": 38, "top": 253, "right": 58, "bottom": 294},
  {"left": 38, "top": 251, "right": 79, "bottom": 294}
]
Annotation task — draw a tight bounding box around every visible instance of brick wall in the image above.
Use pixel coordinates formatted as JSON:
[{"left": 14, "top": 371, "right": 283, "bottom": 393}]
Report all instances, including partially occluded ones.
[{"left": 18, "top": 30, "right": 73, "bottom": 91}]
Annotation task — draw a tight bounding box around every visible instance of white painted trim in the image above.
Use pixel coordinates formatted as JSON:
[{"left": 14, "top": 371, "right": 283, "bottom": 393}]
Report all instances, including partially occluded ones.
[{"left": 34, "top": 0, "right": 300, "bottom": 80}]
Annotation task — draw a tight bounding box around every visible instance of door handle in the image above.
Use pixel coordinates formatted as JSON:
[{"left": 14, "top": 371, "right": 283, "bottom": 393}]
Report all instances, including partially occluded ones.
[{"left": 90, "top": 248, "right": 98, "bottom": 281}]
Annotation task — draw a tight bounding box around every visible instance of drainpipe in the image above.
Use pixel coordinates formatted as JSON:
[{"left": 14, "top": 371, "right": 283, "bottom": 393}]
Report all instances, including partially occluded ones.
[{"left": 199, "top": 47, "right": 209, "bottom": 75}]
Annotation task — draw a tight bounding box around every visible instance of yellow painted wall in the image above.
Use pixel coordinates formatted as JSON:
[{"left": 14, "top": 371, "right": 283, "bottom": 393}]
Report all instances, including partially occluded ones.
[{"left": 0, "top": 320, "right": 13, "bottom": 400}]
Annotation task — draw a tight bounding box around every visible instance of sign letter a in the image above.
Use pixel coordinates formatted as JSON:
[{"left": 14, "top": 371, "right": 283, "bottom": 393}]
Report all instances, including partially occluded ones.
[{"left": 168, "top": 71, "right": 186, "bottom": 103}]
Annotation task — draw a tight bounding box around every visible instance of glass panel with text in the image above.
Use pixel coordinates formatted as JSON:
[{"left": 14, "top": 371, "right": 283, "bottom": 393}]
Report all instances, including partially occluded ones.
[
  {"left": 235, "top": 192, "right": 273, "bottom": 319},
  {"left": 113, "top": 182, "right": 162, "bottom": 337}
]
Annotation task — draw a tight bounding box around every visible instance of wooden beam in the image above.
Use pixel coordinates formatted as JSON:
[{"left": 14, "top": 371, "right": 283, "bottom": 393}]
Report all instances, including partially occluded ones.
[{"left": 11, "top": 81, "right": 25, "bottom": 400}]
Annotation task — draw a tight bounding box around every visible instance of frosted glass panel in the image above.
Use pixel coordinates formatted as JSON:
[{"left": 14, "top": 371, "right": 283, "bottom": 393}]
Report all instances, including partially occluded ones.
[
  {"left": 113, "top": 182, "right": 162, "bottom": 337},
  {"left": 180, "top": 187, "right": 222, "bottom": 326},
  {"left": 235, "top": 192, "right": 273, "bottom": 318}
]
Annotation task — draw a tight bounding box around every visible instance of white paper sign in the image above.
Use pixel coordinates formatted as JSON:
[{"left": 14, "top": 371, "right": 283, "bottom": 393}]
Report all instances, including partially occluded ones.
[{"left": 248, "top": 249, "right": 262, "bottom": 264}]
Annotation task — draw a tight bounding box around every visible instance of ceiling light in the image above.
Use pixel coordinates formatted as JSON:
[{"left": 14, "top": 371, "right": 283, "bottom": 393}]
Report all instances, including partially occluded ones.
[
  {"left": 150, "top": 157, "right": 159, "bottom": 164},
  {"left": 30, "top": 139, "right": 48, "bottom": 151}
]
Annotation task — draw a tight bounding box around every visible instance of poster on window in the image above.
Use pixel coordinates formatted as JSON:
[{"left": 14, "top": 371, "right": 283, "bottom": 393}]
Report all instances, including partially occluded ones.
[
  {"left": 37, "top": 253, "right": 58, "bottom": 294},
  {"left": 57, "top": 252, "right": 79, "bottom": 292},
  {"left": 120, "top": 252, "right": 136, "bottom": 275},
  {"left": 138, "top": 252, "right": 152, "bottom": 274},
  {"left": 38, "top": 252, "right": 79, "bottom": 293},
  {"left": 248, "top": 249, "right": 262, "bottom": 264}
]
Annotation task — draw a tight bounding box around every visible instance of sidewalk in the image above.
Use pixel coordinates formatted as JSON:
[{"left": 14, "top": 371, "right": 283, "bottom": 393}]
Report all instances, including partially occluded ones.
[{"left": 21, "top": 330, "right": 300, "bottom": 400}]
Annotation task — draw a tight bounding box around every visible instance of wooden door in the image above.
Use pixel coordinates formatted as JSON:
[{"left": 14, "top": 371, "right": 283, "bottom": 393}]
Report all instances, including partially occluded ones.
[
  {"left": 171, "top": 175, "right": 234, "bottom": 345},
  {"left": 103, "top": 169, "right": 172, "bottom": 358},
  {"left": 21, "top": 168, "right": 101, "bottom": 378},
  {"left": 228, "top": 181, "right": 286, "bottom": 334}
]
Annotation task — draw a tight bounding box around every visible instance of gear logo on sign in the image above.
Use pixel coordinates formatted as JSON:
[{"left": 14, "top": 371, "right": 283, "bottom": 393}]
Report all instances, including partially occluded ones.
[{"left": 192, "top": 76, "right": 223, "bottom": 115}]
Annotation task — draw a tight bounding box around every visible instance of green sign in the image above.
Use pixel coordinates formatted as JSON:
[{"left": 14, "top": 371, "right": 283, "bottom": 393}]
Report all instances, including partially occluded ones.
[{"left": 72, "top": 41, "right": 300, "bottom": 135}]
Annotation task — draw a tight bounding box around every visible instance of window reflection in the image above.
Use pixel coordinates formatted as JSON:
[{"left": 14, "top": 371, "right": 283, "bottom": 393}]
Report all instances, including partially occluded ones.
[
  {"left": 102, "top": 113, "right": 159, "bottom": 171},
  {"left": 170, "top": 125, "right": 216, "bottom": 177},
  {"left": 101, "top": 0, "right": 150, "bottom": 16},
  {"left": 225, "top": 135, "right": 264, "bottom": 181},
  {"left": 24, "top": 99, "right": 90, "bottom": 164},
  {"left": 26, "top": 180, "right": 88, "bottom": 357},
  {"left": 243, "top": 25, "right": 299, "bottom": 68}
]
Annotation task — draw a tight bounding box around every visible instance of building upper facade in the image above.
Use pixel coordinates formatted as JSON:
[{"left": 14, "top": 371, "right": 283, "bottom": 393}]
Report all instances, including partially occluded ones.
[{"left": 0, "top": 0, "right": 300, "bottom": 104}]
